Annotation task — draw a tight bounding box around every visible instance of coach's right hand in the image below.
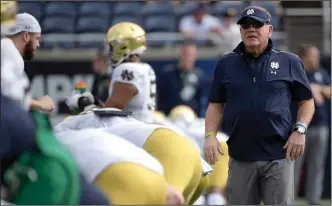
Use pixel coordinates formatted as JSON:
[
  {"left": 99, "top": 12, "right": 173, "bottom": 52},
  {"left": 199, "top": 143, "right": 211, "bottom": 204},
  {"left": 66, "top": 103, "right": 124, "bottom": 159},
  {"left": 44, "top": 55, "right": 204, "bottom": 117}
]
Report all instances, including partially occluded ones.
[{"left": 204, "top": 135, "right": 224, "bottom": 165}]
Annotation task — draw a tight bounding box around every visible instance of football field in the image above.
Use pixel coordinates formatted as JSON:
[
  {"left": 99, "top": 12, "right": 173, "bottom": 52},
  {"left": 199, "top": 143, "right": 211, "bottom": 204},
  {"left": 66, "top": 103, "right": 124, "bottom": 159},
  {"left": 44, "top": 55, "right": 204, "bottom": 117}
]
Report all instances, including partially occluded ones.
[{"left": 295, "top": 198, "right": 331, "bottom": 205}]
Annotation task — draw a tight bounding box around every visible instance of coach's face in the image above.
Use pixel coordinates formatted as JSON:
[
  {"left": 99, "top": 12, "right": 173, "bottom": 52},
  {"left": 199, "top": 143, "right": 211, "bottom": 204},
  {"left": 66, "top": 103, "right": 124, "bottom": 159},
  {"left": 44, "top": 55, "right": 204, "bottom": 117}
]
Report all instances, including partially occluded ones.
[
  {"left": 22, "top": 32, "right": 40, "bottom": 60},
  {"left": 240, "top": 18, "right": 272, "bottom": 47}
]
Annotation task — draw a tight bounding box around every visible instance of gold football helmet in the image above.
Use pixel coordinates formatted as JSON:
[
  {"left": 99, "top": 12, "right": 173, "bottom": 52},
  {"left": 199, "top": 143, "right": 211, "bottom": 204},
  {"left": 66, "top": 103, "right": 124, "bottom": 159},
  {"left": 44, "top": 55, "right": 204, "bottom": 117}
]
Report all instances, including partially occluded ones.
[
  {"left": 105, "top": 22, "right": 147, "bottom": 67},
  {"left": 1, "top": 1, "right": 17, "bottom": 35},
  {"left": 169, "top": 105, "right": 197, "bottom": 124},
  {"left": 153, "top": 110, "right": 166, "bottom": 122}
]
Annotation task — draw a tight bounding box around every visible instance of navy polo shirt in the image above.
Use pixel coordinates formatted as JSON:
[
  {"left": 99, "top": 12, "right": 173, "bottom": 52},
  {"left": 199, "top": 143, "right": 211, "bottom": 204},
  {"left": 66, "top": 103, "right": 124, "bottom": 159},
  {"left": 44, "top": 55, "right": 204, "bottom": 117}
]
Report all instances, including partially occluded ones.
[
  {"left": 306, "top": 69, "right": 331, "bottom": 127},
  {"left": 209, "top": 39, "right": 313, "bottom": 161}
]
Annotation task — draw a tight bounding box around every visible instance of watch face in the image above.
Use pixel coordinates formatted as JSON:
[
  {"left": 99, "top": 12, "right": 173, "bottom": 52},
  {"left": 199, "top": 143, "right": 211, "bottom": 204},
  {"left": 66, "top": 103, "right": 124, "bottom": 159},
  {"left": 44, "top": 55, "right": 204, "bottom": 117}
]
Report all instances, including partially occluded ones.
[{"left": 297, "top": 126, "right": 305, "bottom": 134}]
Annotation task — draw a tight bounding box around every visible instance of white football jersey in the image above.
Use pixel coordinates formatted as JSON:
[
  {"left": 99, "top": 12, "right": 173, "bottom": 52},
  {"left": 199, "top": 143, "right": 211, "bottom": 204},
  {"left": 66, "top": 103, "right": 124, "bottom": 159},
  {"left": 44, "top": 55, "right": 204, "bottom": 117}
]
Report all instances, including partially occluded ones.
[
  {"left": 54, "top": 111, "right": 213, "bottom": 175},
  {"left": 109, "top": 62, "right": 156, "bottom": 123},
  {"left": 56, "top": 128, "right": 164, "bottom": 182},
  {"left": 1, "top": 38, "right": 31, "bottom": 110},
  {"left": 55, "top": 111, "right": 166, "bottom": 148}
]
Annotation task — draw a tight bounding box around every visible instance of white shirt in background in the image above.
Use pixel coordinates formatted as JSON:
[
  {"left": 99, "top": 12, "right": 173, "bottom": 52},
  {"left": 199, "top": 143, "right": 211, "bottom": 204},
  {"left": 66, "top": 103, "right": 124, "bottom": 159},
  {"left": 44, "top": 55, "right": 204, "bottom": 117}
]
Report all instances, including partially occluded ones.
[
  {"left": 222, "top": 23, "right": 242, "bottom": 50},
  {"left": 179, "top": 14, "right": 222, "bottom": 41}
]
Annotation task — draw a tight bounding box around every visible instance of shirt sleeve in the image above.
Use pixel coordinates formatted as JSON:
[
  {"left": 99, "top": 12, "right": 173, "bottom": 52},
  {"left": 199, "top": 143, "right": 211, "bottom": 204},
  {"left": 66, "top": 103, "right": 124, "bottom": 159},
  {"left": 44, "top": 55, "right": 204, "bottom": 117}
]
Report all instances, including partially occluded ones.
[
  {"left": 321, "top": 69, "right": 331, "bottom": 85},
  {"left": 290, "top": 56, "right": 313, "bottom": 101},
  {"left": 110, "top": 65, "right": 140, "bottom": 90},
  {"left": 209, "top": 16, "right": 222, "bottom": 28},
  {"left": 208, "top": 59, "right": 227, "bottom": 103},
  {"left": 1, "top": 60, "right": 32, "bottom": 110},
  {"left": 179, "top": 17, "right": 191, "bottom": 32}
]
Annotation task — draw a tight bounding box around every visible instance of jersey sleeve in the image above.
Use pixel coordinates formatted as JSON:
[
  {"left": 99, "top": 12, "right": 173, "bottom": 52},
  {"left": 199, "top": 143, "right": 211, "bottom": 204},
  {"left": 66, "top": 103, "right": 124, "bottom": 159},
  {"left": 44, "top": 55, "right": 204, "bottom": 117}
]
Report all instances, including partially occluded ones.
[
  {"left": 179, "top": 17, "right": 191, "bottom": 32},
  {"left": 1, "top": 60, "right": 31, "bottom": 110},
  {"left": 111, "top": 65, "right": 140, "bottom": 90},
  {"left": 290, "top": 56, "right": 313, "bottom": 101}
]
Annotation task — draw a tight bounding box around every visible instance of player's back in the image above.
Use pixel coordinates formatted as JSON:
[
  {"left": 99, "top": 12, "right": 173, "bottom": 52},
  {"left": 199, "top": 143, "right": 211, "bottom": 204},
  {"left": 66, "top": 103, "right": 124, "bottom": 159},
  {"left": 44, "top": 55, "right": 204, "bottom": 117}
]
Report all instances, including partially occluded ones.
[
  {"left": 109, "top": 62, "right": 156, "bottom": 123},
  {"left": 1, "top": 38, "right": 30, "bottom": 110},
  {"left": 55, "top": 111, "right": 165, "bottom": 148},
  {"left": 55, "top": 128, "right": 164, "bottom": 182}
]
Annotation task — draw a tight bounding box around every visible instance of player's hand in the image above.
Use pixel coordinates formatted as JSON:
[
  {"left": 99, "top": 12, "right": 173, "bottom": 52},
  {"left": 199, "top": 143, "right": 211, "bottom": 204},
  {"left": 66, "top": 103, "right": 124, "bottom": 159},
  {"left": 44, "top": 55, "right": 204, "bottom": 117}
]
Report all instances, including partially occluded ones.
[
  {"left": 204, "top": 135, "right": 224, "bottom": 165},
  {"left": 38, "top": 95, "right": 55, "bottom": 112},
  {"left": 283, "top": 131, "right": 305, "bottom": 161}
]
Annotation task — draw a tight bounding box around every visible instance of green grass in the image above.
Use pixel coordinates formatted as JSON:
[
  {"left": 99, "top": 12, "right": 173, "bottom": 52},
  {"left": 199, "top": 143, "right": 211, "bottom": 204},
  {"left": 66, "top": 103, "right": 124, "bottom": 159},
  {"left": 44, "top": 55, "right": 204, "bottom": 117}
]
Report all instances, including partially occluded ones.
[
  {"left": 295, "top": 198, "right": 331, "bottom": 205},
  {"left": 259, "top": 199, "right": 331, "bottom": 205}
]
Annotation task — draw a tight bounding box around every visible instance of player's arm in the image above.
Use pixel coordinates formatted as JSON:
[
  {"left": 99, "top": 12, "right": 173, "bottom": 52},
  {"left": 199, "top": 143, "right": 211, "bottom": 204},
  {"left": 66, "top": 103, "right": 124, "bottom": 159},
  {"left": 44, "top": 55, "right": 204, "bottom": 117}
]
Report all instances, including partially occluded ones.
[
  {"left": 104, "top": 66, "right": 139, "bottom": 110},
  {"left": 30, "top": 96, "right": 55, "bottom": 112},
  {"left": 322, "top": 85, "right": 331, "bottom": 98}
]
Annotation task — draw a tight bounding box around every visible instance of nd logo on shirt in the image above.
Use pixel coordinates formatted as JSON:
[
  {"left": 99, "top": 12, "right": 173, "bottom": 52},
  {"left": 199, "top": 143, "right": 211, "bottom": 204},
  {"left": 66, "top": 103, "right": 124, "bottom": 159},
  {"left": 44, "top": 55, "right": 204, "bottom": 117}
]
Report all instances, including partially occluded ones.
[{"left": 269, "top": 61, "right": 280, "bottom": 75}]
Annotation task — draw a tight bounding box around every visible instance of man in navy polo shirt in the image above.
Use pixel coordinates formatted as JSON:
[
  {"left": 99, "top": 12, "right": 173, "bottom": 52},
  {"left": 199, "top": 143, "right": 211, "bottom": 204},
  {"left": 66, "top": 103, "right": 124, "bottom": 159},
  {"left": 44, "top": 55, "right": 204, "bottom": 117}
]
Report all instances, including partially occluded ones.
[
  {"left": 203, "top": 6, "right": 315, "bottom": 205},
  {"left": 294, "top": 44, "right": 331, "bottom": 205}
]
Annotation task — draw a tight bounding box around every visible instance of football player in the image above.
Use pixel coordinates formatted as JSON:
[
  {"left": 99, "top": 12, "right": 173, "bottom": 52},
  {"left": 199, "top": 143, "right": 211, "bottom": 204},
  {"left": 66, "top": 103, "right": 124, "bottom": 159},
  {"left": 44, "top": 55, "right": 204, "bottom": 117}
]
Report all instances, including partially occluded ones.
[
  {"left": 56, "top": 82, "right": 212, "bottom": 204},
  {"left": 169, "top": 105, "right": 229, "bottom": 205},
  {"left": 56, "top": 128, "right": 183, "bottom": 205},
  {"left": 1, "top": 12, "right": 54, "bottom": 112},
  {"left": 104, "top": 22, "right": 156, "bottom": 123},
  {"left": 1, "top": 1, "right": 17, "bottom": 36}
]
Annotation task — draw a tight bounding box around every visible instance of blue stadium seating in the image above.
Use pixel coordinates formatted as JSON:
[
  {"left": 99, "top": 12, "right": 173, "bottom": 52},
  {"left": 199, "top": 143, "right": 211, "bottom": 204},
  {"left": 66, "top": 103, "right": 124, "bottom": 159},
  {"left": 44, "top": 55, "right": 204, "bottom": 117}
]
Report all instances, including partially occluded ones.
[
  {"left": 111, "top": 16, "right": 142, "bottom": 27},
  {"left": 42, "top": 16, "right": 75, "bottom": 33},
  {"left": 141, "top": 2, "right": 175, "bottom": 16},
  {"left": 76, "top": 17, "right": 109, "bottom": 33},
  {"left": 18, "top": 2, "right": 43, "bottom": 22},
  {"left": 76, "top": 33, "right": 104, "bottom": 49},
  {"left": 214, "top": 2, "right": 244, "bottom": 19},
  {"left": 78, "top": 2, "right": 111, "bottom": 18},
  {"left": 113, "top": 2, "right": 142, "bottom": 16},
  {"left": 42, "top": 41, "right": 76, "bottom": 50},
  {"left": 144, "top": 15, "right": 176, "bottom": 32},
  {"left": 44, "top": 2, "right": 77, "bottom": 18},
  {"left": 175, "top": 1, "right": 199, "bottom": 17},
  {"left": 250, "top": 2, "right": 280, "bottom": 30}
]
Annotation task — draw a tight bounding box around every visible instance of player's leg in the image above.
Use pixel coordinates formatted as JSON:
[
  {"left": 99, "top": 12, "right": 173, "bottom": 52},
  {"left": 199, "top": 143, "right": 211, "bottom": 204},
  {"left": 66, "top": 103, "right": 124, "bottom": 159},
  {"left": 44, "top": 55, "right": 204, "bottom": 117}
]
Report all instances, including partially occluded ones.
[
  {"left": 94, "top": 162, "right": 167, "bottom": 205},
  {"left": 205, "top": 141, "right": 229, "bottom": 205},
  {"left": 227, "top": 158, "right": 261, "bottom": 205},
  {"left": 143, "top": 128, "right": 202, "bottom": 204},
  {"left": 305, "top": 126, "right": 329, "bottom": 205},
  {"left": 189, "top": 174, "right": 209, "bottom": 205},
  {"left": 260, "top": 159, "right": 295, "bottom": 205}
]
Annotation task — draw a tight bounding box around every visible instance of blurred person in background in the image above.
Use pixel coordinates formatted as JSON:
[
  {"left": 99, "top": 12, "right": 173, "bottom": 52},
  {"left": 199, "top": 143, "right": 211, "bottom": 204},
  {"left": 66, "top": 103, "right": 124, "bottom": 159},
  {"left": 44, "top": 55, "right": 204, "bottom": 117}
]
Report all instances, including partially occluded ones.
[
  {"left": 221, "top": 8, "right": 242, "bottom": 52},
  {"left": 179, "top": 3, "right": 223, "bottom": 46},
  {"left": 320, "top": 55, "right": 331, "bottom": 75},
  {"left": 157, "top": 40, "right": 205, "bottom": 116},
  {"left": 1, "top": 12, "right": 54, "bottom": 112},
  {"left": 294, "top": 44, "right": 331, "bottom": 205},
  {"left": 104, "top": 22, "right": 157, "bottom": 123},
  {"left": 91, "top": 49, "right": 110, "bottom": 103}
]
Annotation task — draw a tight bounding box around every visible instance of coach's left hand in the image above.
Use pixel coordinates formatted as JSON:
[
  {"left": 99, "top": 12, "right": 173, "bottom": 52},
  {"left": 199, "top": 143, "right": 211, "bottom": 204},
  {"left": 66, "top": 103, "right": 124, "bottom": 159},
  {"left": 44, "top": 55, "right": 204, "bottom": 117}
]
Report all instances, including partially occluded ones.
[{"left": 283, "top": 132, "right": 305, "bottom": 161}]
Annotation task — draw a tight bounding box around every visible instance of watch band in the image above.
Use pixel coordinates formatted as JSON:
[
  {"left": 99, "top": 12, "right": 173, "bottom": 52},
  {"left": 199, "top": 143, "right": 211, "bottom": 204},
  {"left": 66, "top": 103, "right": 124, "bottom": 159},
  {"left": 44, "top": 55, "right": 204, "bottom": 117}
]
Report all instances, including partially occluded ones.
[{"left": 293, "top": 125, "right": 306, "bottom": 134}]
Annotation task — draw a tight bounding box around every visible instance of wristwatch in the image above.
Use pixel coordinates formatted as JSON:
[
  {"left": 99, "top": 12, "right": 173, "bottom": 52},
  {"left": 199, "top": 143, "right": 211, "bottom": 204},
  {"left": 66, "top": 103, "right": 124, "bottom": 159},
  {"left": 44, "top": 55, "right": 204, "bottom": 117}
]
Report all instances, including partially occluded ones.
[{"left": 293, "top": 125, "right": 306, "bottom": 135}]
